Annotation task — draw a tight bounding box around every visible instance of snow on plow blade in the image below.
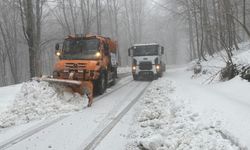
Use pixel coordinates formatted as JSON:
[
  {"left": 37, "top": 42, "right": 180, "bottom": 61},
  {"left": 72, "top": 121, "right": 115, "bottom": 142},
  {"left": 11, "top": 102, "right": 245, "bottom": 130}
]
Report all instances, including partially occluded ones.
[
  {"left": 36, "top": 77, "right": 82, "bottom": 86},
  {"left": 34, "top": 77, "right": 94, "bottom": 106}
]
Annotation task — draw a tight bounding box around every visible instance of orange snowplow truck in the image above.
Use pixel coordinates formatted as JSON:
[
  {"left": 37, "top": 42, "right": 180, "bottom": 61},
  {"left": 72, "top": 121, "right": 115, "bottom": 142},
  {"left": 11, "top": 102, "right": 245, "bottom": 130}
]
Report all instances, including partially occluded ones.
[{"left": 43, "top": 34, "right": 118, "bottom": 107}]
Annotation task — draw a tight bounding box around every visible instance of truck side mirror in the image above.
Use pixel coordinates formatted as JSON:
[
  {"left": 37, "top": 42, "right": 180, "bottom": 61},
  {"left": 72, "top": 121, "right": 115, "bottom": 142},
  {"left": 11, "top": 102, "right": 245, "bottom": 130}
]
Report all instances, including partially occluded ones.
[
  {"left": 104, "top": 44, "right": 109, "bottom": 56},
  {"left": 55, "top": 43, "right": 60, "bottom": 51},
  {"left": 128, "top": 48, "right": 131, "bottom": 56},
  {"left": 161, "top": 47, "right": 164, "bottom": 55}
]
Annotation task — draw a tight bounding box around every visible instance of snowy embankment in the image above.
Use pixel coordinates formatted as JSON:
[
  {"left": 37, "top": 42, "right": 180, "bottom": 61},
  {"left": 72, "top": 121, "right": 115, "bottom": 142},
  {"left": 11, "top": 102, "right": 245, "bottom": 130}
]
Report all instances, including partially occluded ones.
[
  {"left": 118, "top": 66, "right": 131, "bottom": 74},
  {"left": 0, "top": 84, "right": 21, "bottom": 114},
  {"left": 0, "top": 81, "right": 87, "bottom": 128},
  {"left": 126, "top": 43, "right": 250, "bottom": 149},
  {"left": 126, "top": 78, "right": 246, "bottom": 150},
  {"left": 189, "top": 42, "right": 250, "bottom": 84},
  {"left": 0, "top": 67, "right": 130, "bottom": 129}
]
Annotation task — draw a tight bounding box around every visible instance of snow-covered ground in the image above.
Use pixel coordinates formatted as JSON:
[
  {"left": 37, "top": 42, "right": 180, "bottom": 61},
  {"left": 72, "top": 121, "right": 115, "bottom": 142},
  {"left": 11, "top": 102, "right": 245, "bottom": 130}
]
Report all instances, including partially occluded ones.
[
  {"left": 188, "top": 42, "right": 250, "bottom": 84},
  {"left": 118, "top": 66, "right": 131, "bottom": 74},
  {"left": 165, "top": 69, "right": 250, "bottom": 149},
  {"left": 0, "top": 68, "right": 131, "bottom": 129},
  {"left": 0, "top": 84, "right": 22, "bottom": 114},
  {"left": 98, "top": 43, "right": 250, "bottom": 149},
  {"left": 126, "top": 43, "right": 250, "bottom": 149},
  {"left": 96, "top": 70, "right": 250, "bottom": 150},
  {"left": 0, "top": 81, "right": 87, "bottom": 129},
  {"left": 0, "top": 43, "right": 250, "bottom": 149},
  {"left": 125, "top": 78, "right": 246, "bottom": 150}
]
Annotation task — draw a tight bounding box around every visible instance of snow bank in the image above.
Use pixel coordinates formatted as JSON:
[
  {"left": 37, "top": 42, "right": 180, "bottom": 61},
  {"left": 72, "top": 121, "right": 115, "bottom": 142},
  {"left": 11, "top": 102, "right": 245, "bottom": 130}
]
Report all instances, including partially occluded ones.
[
  {"left": 0, "top": 81, "right": 88, "bottom": 128},
  {"left": 188, "top": 42, "right": 250, "bottom": 84},
  {"left": 0, "top": 84, "right": 22, "bottom": 114},
  {"left": 118, "top": 66, "right": 131, "bottom": 74},
  {"left": 126, "top": 78, "right": 246, "bottom": 150}
]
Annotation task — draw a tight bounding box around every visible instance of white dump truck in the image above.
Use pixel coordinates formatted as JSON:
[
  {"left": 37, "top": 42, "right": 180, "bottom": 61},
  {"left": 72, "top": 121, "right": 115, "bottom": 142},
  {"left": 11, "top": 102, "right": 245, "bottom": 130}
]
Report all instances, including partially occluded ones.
[{"left": 128, "top": 43, "right": 165, "bottom": 80}]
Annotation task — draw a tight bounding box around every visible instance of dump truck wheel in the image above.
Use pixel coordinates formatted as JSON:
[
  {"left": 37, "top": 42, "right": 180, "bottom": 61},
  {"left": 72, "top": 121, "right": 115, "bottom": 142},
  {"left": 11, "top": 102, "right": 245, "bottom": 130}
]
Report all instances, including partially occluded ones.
[
  {"left": 110, "top": 73, "right": 116, "bottom": 86},
  {"left": 133, "top": 75, "right": 138, "bottom": 80},
  {"left": 96, "top": 72, "right": 107, "bottom": 95},
  {"left": 154, "top": 74, "right": 159, "bottom": 80}
]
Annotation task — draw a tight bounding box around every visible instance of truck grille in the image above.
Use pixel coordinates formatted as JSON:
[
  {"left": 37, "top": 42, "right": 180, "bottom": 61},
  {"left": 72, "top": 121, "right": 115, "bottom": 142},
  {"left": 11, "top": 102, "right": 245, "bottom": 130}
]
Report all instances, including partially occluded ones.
[
  {"left": 139, "top": 71, "right": 154, "bottom": 77},
  {"left": 65, "top": 63, "right": 86, "bottom": 70},
  {"left": 139, "top": 61, "right": 152, "bottom": 70}
]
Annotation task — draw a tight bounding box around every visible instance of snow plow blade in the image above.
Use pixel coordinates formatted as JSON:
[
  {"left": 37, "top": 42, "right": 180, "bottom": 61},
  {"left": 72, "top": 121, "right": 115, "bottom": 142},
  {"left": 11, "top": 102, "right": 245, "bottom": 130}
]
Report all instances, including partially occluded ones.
[
  {"left": 38, "top": 77, "right": 82, "bottom": 86},
  {"left": 34, "top": 77, "right": 94, "bottom": 107}
]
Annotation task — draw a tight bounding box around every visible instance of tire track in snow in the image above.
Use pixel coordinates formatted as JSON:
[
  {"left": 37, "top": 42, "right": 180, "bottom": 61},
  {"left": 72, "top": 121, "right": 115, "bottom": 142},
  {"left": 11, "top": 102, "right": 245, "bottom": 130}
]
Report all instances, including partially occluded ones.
[
  {"left": 0, "top": 115, "right": 67, "bottom": 150},
  {"left": 81, "top": 82, "right": 151, "bottom": 150},
  {"left": 214, "top": 128, "right": 248, "bottom": 150},
  {"left": 0, "top": 75, "right": 132, "bottom": 150}
]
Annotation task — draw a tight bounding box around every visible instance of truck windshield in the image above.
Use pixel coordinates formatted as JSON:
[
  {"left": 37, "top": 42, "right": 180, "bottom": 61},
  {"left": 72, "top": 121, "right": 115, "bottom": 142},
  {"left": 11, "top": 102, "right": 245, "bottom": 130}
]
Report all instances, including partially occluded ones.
[
  {"left": 133, "top": 45, "right": 159, "bottom": 56},
  {"left": 61, "top": 39, "right": 99, "bottom": 60}
]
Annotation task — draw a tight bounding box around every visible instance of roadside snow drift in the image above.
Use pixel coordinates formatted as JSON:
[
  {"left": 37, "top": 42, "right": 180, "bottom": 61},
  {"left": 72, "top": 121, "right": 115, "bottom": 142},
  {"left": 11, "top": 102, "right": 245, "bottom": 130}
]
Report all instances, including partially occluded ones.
[
  {"left": 189, "top": 42, "right": 250, "bottom": 84},
  {"left": 0, "top": 81, "right": 87, "bottom": 128},
  {"left": 126, "top": 78, "right": 246, "bottom": 150},
  {"left": 118, "top": 67, "right": 131, "bottom": 74}
]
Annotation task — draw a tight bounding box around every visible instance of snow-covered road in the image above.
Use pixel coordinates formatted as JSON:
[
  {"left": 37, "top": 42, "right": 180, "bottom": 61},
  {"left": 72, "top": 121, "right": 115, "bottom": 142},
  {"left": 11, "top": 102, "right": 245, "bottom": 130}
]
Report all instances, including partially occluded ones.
[
  {"left": 1, "top": 66, "right": 250, "bottom": 150},
  {"left": 1, "top": 77, "right": 150, "bottom": 150},
  {"left": 166, "top": 68, "right": 250, "bottom": 148},
  {"left": 93, "top": 70, "right": 248, "bottom": 150}
]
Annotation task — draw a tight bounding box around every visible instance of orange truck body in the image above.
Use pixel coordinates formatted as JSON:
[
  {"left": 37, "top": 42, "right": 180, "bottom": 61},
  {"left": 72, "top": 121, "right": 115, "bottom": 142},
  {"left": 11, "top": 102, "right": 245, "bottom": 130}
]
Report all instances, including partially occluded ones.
[{"left": 51, "top": 34, "right": 118, "bottom": 105}]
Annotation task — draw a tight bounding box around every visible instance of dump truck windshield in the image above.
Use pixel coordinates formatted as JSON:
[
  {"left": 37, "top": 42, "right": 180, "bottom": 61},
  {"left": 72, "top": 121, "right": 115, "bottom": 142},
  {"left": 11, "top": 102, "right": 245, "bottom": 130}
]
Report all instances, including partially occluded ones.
[
  {"left": 133, "top": 45, "right": 159, "bottom": 56},
  {"left": 62, "top": 39, "right": 99, "bottom": 60}
]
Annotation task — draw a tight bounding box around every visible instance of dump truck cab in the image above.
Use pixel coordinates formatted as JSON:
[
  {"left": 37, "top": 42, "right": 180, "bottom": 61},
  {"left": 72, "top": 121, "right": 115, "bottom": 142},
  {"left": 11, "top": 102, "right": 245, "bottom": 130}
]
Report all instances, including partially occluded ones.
[
  {"left": 128, "top": 43, "right": 165, "bottom": 80},
  {"left": 53, "top": 34, "right": 117, "bottom": 95}
]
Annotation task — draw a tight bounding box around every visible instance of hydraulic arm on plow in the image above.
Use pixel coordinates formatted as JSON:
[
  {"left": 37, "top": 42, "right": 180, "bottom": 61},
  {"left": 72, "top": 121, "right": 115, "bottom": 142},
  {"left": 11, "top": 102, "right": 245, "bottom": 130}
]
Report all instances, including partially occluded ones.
[{"left": 41, "top": 34, "right": 118, "bottom": 107}]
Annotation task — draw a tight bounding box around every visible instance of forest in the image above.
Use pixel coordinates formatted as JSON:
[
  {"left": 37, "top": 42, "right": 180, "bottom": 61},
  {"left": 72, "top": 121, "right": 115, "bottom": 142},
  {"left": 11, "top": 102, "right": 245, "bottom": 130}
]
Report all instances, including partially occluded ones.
[{"left": 0, "top": 0, "right": 249, "bottom": 86}]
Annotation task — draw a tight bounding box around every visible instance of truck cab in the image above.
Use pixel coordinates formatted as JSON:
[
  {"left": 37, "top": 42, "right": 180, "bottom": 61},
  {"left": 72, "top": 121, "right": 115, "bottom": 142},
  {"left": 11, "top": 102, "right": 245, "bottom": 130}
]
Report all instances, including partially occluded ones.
[
  {"left": 128, "top": 43, "right": 165, "bottom": 80},
  {"left": 54, "top": 34, "right": 118, "bottom": 95}
]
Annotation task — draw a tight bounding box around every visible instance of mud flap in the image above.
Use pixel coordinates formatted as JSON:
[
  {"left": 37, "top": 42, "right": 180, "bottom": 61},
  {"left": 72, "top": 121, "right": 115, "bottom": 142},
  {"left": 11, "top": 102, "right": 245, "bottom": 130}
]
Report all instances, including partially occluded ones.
[{"left": 80, "top": 81, "right": 94, "bottom": 107}]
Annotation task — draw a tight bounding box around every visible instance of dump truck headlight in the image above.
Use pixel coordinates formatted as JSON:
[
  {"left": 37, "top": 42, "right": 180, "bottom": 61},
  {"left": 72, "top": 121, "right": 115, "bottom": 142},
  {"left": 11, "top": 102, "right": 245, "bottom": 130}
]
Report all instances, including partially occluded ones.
[
  {"left": 156, "top": 65, "right": 160, "bottom": 70},
  {"left": 132, "top": 66, "right": 136, "bottom": 70}
]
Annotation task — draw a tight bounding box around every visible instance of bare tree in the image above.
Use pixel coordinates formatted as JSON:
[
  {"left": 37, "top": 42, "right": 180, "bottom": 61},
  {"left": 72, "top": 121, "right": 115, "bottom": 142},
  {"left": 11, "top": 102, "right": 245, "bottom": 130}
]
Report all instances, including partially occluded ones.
[
  {"left": 0, "top": 0, "right": 20, "bottom": 84},
  {"left": 19, "top": 0, "right": 46, "bottom": 77}
]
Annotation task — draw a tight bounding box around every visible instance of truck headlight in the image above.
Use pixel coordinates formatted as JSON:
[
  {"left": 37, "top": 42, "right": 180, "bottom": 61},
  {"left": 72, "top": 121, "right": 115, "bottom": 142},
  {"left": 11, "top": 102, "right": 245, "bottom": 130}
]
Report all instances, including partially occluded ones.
[
  {"left": 56, "top": 51, "right": 61, "bottom": 56},
  {"left": 156, "top": 65, "right": 160, "bottom": 70},
  {"left": 95, "top": 52, "right": 101, "bottom": 57},
  {"left": 132, "top": 66, "right": 136, "bottom": 71}
]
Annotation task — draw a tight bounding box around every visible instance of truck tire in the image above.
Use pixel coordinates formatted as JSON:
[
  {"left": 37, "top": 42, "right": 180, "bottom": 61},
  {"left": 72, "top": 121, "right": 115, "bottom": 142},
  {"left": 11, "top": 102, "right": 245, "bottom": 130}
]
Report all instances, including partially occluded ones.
[
  {"left": 95, "top": 72, "right": 107, "bottom": 95},
  {"left": 110, "top": 73, "right": 116, "bottom": 86},
  {"left": 154, "top": 74, "right": 159, "bottom": 80},
  {"left": 133, "top": 75, "right": 138, "bottom": 80},
  {"left": 114, "top": 68, "right": 118, "bottom": 78}
]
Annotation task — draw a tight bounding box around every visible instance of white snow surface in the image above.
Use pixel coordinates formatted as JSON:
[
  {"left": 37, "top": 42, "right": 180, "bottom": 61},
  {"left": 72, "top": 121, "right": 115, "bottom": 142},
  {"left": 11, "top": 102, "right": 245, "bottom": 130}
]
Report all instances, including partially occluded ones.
[
  {"left": 0, "top": 81, "right": 87, "bottom": 128},
  {"left": 124, "top": 43, "right": 250, "bottom": 150},
  {"left": 118, "top": 66, "right": 131, "bottom": 74},
  {"left": 125, "top": 78, "right": 246, "bottom": 150},
  {"left": 0, "top": 84, "right": 21, "bottom": 114},
  {"left": 188, "top": 42, "right": 250, "bottom": 84},
  {"left": 0, "top": 43, "right": 250, "bottom": 150}
]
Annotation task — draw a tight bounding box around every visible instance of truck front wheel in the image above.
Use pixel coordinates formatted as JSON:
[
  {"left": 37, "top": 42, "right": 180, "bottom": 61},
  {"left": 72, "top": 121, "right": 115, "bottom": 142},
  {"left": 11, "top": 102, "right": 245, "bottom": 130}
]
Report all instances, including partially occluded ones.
[{"left": 133, "top": 74, "right": 138, "bottom": 80}]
